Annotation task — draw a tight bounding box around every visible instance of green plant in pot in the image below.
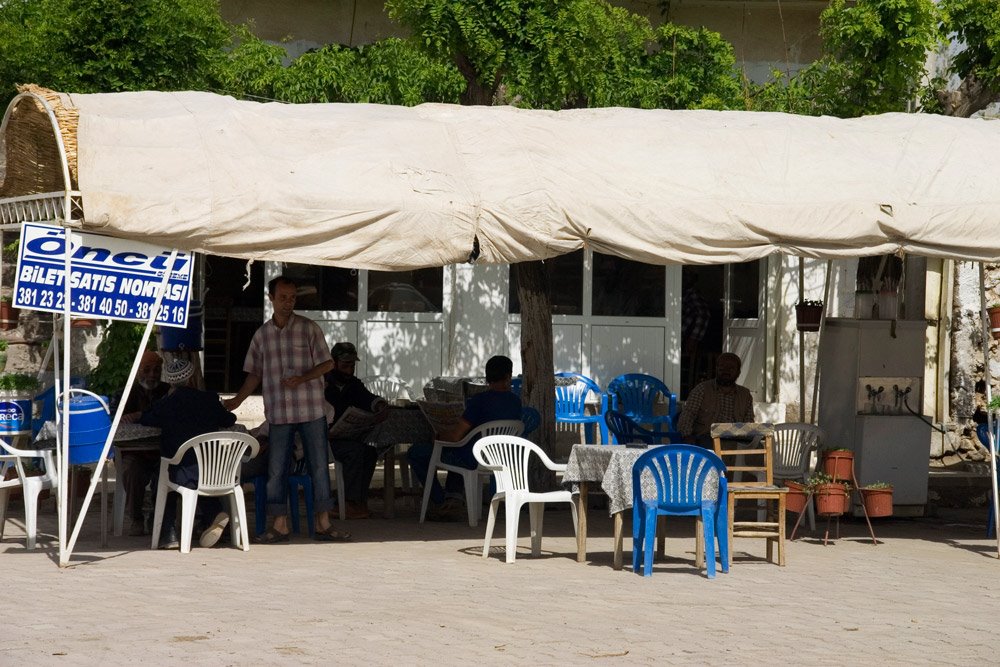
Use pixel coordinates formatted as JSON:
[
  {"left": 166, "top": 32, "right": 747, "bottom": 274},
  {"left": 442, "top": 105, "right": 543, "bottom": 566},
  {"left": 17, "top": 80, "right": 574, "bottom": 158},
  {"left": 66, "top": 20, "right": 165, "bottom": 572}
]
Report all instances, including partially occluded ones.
[
  {"left": 860, "top": 481, "right": 894, "bottom": 518},
  {"left": 0, "top": 339, "right": 7, "bottom": 371},
  {"left": 88, "top": 321, "right": 147, "bottom": 398},
  {"left": 2, "top": 239, "right": 18, "bottom": 263},
  {"left": 809, "top": 471, "right": 847, "bottom": 515},
  {"left": 821, "top": 447, "right": 854, "bottom": 481}
]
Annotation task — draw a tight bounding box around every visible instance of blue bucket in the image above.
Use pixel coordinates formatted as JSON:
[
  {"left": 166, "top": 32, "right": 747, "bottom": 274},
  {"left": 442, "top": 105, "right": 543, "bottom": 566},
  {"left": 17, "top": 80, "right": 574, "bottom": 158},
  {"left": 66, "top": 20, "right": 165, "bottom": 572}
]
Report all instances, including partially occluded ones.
[
  {"left": 33, "top": 385, "right": 56, "bottom": 437},
  {"left": 160, "top": 300, "right": 203, "bottom": 351},
  {"left": 63, "top": 393, "right": 111, "bottom": 465},
  {"left": 0, "top": 393, "right": 32, "bottom": 435}
]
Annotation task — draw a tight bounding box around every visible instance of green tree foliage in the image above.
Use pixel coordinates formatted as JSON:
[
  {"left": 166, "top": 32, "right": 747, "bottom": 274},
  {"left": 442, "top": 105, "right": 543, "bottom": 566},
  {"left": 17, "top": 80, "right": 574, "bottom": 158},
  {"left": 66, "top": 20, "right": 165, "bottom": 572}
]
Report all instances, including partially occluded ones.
[
  {"left": 214, "top": 30, "right": 466, "bottom": 105},
  {"left": 385, "top": 0, "right": 742, "bottom": 110},
  {"left": 0, "top": 0, "right": 230, "bottom": 106},
  {"left": 941, "top": 0, "right": 1000, "bottom": 90},
  {"left": 749, "top": 0, "right": 939, "bottom": 117}
]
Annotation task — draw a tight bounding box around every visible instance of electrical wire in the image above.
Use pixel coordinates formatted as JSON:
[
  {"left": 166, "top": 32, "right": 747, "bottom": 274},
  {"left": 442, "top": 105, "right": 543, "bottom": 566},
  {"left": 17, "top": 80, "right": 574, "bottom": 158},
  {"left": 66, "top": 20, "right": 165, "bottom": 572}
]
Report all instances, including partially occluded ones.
[{"left": 903, "top": 394, "right": 947, "bottom": 434}]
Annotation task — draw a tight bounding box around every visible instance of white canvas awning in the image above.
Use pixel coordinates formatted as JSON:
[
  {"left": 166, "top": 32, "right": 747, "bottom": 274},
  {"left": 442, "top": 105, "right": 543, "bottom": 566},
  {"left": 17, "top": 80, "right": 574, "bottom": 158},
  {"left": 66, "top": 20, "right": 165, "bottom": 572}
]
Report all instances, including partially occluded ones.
[{"left": 3, "top": 88, "right": 1000, "bottom": 269}]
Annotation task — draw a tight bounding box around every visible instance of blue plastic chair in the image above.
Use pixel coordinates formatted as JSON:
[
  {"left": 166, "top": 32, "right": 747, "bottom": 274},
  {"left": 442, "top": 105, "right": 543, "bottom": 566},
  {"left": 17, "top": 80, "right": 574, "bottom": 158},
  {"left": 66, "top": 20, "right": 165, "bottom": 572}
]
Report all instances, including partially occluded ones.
[
  {"left": 511, "top": 377, "right": 522, "bottom": 397},
  {"left": 606, "top": 373, "right": 678, "bottom": 440},
  {"left": 632, "top": 444, "right": 729, "bottom": 578},
  {"left": 251, "top": 472, "right": 315, "bottom": 538},
  {"left": 554, "top": 372, "right": 607, "bottom": 444},
  {"left": 976, "top": 423, "right": 999, "bottom": 538},
  {"left": 604, "top": 410, "right": 657, "bottom": 445}
]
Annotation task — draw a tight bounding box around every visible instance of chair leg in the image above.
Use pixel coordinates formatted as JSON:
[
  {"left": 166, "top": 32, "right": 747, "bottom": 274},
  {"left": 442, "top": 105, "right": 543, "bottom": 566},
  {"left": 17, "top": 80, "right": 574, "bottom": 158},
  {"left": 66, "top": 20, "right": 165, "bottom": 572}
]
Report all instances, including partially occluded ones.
[
  {"left": 568, "top": 498, "right": 579, "bottom": 538},
  {"left": 529, "top": 502, "right": 544, "bottom": 557},
  {"left": 288, "top": 478, "right": 301, "bottom": 536},
  {"left": 23, "top": 481, "right": 40, "bottom": 551},
  {"left": 632, "top": 506, "right": 644, "bottom": 574},
  {"left": 302, "top": 476, "right": 315, "bottom": 538},
  {"left": 150, "top": 476, "right": 168, "bottom": 550},
  {"left": 716, "top": 503, "right": 730, "bottom": 574},
  {"left": 335, "top": 464, "right": 346, "bottom": 521},
  {"left": 252, "top": 475, "right": 266, "bottom": 537},
  {"left": 642, "top": 507, "right": 656, "bottom": 576},
  {"left": 777, "top": 495, "right": 786, "bottom": 566},
  {"left": 178, "top": 489, "right": 197, "bottom": 554},
  {"left": 702, "top": 509, "right": 717, "bottom": 579},
  {"left": 482, "top": 497, "right": 500, "bottom": 558},
  {"left": 112, "top": 453, "right": 126, "bottom": 537},
  {"left": 0, "top": 486, "right": 8, "bottom": 542},
  {"left": 462, "top": 471, "right": 479, "bottom": 528},
  {"left": 231, "top": 490, "right": 250, "bottom": 551},
  {"left": 419, "top": 449, "right": 441, "bottom": 524},
  {"left": 987, "top": 493, "right": 995, "bottom": 539},
  {"left": 504, "top": 499, "right": 523, "bottom": 564}
]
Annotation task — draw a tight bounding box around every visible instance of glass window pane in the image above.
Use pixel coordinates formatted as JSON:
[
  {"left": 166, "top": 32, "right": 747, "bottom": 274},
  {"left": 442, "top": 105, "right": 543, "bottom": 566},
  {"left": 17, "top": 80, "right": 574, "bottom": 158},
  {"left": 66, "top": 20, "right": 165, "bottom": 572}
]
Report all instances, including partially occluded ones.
[
  {"left": 509, "top": 251, "right": 583, "bottom": 315},
  {"left": 368, "top": 268, "right": 443, "bottom": 312},
  {"left": 592, "top": 253, "right": 664, "bottom": 317},
  {"left": 728, "top": 261, "right": 759, "bottom": 319},
  {"left": 281, "top": 263, "right": 358, "bottom": 311}
]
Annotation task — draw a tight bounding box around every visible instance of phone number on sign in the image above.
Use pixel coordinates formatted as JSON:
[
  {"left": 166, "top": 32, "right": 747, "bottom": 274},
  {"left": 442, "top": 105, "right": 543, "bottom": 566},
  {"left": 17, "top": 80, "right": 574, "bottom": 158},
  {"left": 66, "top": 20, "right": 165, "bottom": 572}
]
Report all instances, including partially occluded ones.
[{"left": 16, "top": 287, "right": 186, "bottom": 324}]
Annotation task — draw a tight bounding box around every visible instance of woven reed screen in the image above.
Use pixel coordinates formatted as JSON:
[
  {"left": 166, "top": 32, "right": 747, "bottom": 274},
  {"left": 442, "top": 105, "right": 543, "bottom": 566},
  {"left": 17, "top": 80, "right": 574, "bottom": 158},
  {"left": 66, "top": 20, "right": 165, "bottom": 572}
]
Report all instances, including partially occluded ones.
[{"left": 0, "top": 84, "right": 78, "bottom": 197}]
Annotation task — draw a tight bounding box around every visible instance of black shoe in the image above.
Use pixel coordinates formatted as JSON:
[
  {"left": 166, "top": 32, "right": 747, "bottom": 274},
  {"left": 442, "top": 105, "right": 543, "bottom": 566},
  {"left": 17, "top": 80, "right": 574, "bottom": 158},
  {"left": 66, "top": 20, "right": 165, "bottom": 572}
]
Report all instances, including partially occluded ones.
[{"left": 158, "top": 525, "right": 180, "bottom": 550}]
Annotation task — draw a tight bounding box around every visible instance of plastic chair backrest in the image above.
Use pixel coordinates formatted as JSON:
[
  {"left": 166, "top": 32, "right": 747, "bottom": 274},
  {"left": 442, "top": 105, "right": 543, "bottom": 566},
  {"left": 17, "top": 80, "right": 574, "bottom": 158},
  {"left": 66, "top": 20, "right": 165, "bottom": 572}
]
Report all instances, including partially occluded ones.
[
  {"left": 633, "top": 444, "right": 726, "bottom": 511},
  {"left": 977, "top": 422, "right": 1000, "bottom": 456},
  {"left": 469, "top": 419, "right": 525, "bottom": 442},
  {"left": 511, "top": 377, "right": 522, "bottom": 397},
  {"left": 773, "top": 423, "right": 823, "bottom": 478},
  {"left": 473, "top": 435, "right": 545, "bottom": 494},
  {"left": 554, "top": 373, "right": 602, "bottom": 418},
  {"left": 604, "top": 410, "right": 655, "bottom": 445},
  {"left": 183, "top": 431, "right": 259, "bottom": 492},
  {"left": 607, "top": 373, "right": 677, "bottom": 428},
  {"left": 521, "top": 406, "right": 540, "bottom": 437},
  {"left": 361, "top": 376, "right": 410, "bottom": 402}
]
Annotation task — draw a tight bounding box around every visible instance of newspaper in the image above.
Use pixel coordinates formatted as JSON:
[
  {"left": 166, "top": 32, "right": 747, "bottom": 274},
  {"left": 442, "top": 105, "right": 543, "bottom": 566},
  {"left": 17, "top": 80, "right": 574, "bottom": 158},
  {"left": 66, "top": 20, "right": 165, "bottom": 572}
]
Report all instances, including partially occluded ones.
[
  {"left": 416, "top": 399, "right": 465, "bottom": 435},
  {"left": 328, "top": 406, "right": 380, "bottom": 440}
]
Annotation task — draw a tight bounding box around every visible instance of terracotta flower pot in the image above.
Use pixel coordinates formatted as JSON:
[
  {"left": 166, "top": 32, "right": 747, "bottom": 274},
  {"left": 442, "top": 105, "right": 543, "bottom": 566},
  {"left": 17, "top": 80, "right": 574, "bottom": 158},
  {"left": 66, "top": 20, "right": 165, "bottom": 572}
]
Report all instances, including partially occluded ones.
[
  {"left": 861, "top": 487, "right": 894, "bottom": 518},
  {"left": 989, "top": 307, "right": 1000, "bottom": 341},
  {"left": 0, "top": 301, "right": 20, "bottom": 330},
  {"left": 795, "top": 303, "right": 823, "bottom": 332},
  {"left": 784, "top": 480, "right": 809, "bottom": 514},
  {"left": 822, "top": 450, "right": 854, "bottom": 482},
  {"left": 815, "top": 482, "right": 847, "bottom": 515}
]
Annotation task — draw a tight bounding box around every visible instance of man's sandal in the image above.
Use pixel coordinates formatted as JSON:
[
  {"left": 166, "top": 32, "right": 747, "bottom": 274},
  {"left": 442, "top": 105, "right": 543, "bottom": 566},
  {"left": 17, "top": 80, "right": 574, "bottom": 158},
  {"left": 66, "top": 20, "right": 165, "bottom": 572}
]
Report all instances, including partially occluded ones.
[
  {"left": 255, "top": 530, "right": 291, "bottom": 544},
  {"left": 314, "top": 527, "right": 351, "bottom": 542}
]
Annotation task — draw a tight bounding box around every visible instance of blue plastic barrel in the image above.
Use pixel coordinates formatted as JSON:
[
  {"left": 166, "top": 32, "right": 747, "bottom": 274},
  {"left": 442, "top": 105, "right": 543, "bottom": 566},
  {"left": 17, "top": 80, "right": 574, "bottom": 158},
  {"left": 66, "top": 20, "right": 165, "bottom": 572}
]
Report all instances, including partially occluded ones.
[
  {"left": 0, "top": 392, "right": 33, "bottom": 435},
  {"left": 160, "top": 300, "right": 203, "bottom": 351},
  {"left": 65, "top": 394, "right": 111, "bottom": 465}
]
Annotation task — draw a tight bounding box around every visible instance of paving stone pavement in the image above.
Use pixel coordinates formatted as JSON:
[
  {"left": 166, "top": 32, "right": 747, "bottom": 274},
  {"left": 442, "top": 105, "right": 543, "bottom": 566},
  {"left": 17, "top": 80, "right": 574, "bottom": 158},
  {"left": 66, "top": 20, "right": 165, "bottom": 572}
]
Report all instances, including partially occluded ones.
[{"left": 1, "top": 497, "right": 997, "bottom": 666}]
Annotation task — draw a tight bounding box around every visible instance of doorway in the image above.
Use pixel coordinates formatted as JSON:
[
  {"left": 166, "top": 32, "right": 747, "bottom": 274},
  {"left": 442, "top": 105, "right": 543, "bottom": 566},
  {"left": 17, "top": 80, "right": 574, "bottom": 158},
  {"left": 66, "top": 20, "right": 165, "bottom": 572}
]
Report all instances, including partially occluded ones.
[
  {"left": 681, "top": 260, "right": 766, "bottom": 399},
  {"left": 202, "top": 256, "right": 264, "bottom": 392}
]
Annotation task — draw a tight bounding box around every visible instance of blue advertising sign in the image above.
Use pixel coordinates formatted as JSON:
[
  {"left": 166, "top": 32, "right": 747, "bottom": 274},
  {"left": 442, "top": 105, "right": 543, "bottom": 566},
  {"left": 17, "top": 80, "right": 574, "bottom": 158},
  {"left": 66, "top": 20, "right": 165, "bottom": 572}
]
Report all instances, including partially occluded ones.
[{"left": 12, "top": 223, "right": 193, "bottom": 328}]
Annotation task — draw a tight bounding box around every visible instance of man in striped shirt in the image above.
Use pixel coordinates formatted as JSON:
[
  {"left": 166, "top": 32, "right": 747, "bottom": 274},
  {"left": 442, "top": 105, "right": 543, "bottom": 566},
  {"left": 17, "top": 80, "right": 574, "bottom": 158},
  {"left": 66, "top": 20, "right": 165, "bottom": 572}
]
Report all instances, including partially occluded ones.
[{"left": 225, "top": 275, "right": 348, "bottom": 542}]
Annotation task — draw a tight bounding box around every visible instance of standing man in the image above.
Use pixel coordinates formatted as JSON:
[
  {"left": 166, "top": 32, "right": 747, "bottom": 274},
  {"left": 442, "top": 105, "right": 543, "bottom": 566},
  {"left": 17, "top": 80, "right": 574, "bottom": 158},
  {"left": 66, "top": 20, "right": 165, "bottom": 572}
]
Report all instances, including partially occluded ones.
[
  {"left": 224, "top": 275, "right": 349, "bottom": 542},
  {"left": 119, "top": 350, "right": 169, "bottom": 536},
  {"left": 678, "top": 352, "right": 755, "bottom": 448},
  {"left": 408, "top": 355, "right": 522, "bottom": 521},
  {"left": 324, "top": 342, "right": 389, "bottom": 520}
]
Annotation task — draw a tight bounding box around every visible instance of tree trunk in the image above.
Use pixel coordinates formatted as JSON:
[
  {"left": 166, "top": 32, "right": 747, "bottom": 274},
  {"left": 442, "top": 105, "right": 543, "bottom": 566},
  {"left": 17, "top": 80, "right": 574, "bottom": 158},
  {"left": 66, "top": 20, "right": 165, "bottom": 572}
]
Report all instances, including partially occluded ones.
[{"left": 516, "top": 260, "right": 558, "bottom": 489}]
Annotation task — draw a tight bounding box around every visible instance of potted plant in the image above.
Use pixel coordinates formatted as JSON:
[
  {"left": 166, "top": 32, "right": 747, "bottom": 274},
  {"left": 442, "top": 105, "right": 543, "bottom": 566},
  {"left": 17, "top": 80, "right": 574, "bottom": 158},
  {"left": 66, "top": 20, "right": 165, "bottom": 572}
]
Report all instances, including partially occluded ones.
[
  {"left": 783, "top": 479, "right": 809, "bottom": 514},
  {"left": 809, "top": 472, "right": 847, "bottom": 515},
  {"left": 860, "top": 482, "right": 894, "bottom": 517},
  {"left": 1, "top": 239, "right": 18, "bottom": 264},
  {"left": 989, "top": 303, "right": 1000, "bottom": 341},
  {"left": 821, "top": 447, "right": 854, "bottom": 481},
  {"left": 0, "top": 295, "right": 19, "bottom": 331},
  {"left": 0, "top": 339, "right": 7, "bottom": 371},
  {"left": 795, "top": 299, "right": 824, "bottom": 332}
]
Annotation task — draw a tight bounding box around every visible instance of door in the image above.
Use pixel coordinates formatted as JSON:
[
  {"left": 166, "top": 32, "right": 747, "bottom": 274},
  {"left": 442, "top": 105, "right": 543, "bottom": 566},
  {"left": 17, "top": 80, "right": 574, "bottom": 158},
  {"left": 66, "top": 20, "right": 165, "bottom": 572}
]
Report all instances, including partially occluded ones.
[{"left": 724, "top": 260, "right": 767, "bottom": 400}]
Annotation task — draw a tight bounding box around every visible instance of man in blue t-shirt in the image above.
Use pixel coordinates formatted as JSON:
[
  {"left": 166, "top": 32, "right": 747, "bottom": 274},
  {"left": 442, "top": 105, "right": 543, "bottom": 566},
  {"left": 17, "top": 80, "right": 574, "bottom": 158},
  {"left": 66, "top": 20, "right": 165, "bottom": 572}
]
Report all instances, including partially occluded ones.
[{"left": 409, "top": 355, "right": 521, "bottom": 521}]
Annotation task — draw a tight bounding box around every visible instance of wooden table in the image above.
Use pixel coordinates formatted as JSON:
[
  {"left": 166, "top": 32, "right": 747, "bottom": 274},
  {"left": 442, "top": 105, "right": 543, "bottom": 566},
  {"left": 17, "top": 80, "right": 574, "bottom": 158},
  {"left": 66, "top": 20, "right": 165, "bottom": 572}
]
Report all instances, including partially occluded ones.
[
  {"left": 363, "top": 405, "right": 433, "bottom": 518},
  {"left": 562, "top": 444, "right": 656, "bottom": 570}
]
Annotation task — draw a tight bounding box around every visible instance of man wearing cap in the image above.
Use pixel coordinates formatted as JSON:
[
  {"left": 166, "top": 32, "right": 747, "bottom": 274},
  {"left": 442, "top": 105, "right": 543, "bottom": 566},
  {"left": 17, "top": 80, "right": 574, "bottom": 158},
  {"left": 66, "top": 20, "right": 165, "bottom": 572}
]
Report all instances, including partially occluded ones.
[
  {"left": 324, "top": 342, "right": 389, "bottom": 520},
  {"left": 119, "top": 350, "right": 169, "bottom": 536},
  {"left": 140, "top": 358, "right": 239, "bottom": 549},
  {"left": 224, "top": 275, "right": 348, "bottom": 543}
]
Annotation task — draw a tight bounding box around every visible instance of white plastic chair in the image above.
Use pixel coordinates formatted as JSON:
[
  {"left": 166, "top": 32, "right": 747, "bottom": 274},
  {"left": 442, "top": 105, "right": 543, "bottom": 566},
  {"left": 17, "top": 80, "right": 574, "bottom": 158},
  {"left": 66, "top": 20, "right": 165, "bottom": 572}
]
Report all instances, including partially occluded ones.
[
  {"left": 418, "top": 419, "right": 524, "bottom": 527},
  {"left": 773, "top": 423, "right": 823, "bottom": 531},
  {"left": 360, "top": 376, "right": 410, "bottom": 403},
  {"left": 473, "top": 435, "right": 578, "bottom": 564},
  {"left": 150, "top": 431, "right": 259, "bottom": 553},
  {"left": 0, "top": 439, "right": 58, "bottom": 550}
]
